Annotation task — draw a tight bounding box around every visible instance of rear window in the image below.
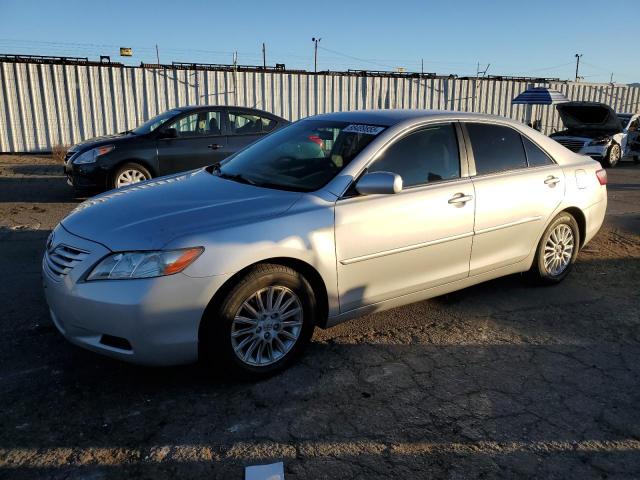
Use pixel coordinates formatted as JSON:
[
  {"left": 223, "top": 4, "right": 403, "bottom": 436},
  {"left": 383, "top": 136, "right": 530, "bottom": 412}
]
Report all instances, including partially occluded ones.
[{"left": 466, "top": 123, "right": 528, "bottom": 175}]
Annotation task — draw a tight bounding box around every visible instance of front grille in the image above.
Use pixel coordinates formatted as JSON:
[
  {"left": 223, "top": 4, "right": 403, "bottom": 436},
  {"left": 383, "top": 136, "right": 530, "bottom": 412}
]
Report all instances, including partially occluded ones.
[
  {"left": 44, "top": 244, "right": 89, "bottom": 278},
  {"left": 555, "top": 138, "right": 586, "bottom": 152}
]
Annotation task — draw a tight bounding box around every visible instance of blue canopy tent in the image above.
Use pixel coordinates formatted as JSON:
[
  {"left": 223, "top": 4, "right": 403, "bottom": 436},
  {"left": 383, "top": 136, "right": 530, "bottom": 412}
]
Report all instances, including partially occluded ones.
[{"left": 512, "top": 86, "right": 569, "bottom": 132}]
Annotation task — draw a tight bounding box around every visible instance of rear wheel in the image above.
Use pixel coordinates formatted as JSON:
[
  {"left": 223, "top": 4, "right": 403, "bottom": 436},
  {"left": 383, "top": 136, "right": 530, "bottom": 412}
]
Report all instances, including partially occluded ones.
[
  {"left": 112, "top": 162, "right": 151, "bottom": 189},
  {"left": 602, "top": 143, "right": 621, "bottom": 168},
  {"left": 527, "top": 212, "right": 580, "bottom": 285},
  {"left": 202, "top": 264, "right": 317, "bottom": 379}
]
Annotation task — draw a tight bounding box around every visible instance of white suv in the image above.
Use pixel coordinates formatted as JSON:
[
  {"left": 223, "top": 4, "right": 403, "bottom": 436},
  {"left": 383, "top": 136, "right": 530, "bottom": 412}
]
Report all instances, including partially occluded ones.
[{"left": 550, "top": 102, "right": 640, "bottom": 167}]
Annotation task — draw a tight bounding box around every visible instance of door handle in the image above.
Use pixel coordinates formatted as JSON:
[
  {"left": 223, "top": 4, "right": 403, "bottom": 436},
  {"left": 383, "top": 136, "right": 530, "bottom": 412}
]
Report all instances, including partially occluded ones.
[
  {"left": 448, "top": 193, "right": 473, "bottom": 206},
  {"left": 544, "top": 175, "right": 561, "bottom": 187},
  {"left": 208, "top": 143, "right": 223, "bottom": 150}
]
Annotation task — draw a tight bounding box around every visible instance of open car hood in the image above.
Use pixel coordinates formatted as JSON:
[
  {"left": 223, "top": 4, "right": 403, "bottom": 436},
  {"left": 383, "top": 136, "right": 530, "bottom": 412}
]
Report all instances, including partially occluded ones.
[{"left": 556, "top": 102, "right": 623, "bottom": 133}]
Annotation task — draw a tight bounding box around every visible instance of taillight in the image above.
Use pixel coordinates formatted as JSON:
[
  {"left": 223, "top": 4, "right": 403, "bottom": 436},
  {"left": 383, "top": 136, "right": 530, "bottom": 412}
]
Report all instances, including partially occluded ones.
[
  {"left": 308, "top": 135, "right": 323, "bottom": 146},
  {"left": 595, "top": 169, "right": 607, "bottom": 185}
]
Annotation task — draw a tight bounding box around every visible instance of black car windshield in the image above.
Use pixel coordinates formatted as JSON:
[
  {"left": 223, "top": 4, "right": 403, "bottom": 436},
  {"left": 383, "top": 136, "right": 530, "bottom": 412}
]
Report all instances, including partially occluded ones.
[
  {"left": 217, "top": 120, "right": 385, "bottom": 192},
  {"left": 132, "top": 109, "right": 183, "bottom": 135}
]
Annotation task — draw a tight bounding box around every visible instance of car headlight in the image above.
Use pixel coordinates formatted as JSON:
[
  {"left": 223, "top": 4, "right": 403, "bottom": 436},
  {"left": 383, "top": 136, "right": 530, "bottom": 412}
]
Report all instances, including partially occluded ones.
[
  {"left": 73, "top": 145, "right": 115, "bottom": 164},
  {"left": 588, "top": 136, "right": 611, "bottom": 146},
  {"left": 86, "top": 247, "right": 204, "bottom": 281}
]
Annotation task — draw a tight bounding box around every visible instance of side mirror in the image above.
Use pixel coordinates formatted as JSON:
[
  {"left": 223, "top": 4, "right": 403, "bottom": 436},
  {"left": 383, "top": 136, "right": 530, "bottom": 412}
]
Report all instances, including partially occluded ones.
[
  {"left": 355, "top": 171, "right": 403, "bottom": 195},
  {"left": 158, "top": 128, "right": 178, "bottom": 139}
]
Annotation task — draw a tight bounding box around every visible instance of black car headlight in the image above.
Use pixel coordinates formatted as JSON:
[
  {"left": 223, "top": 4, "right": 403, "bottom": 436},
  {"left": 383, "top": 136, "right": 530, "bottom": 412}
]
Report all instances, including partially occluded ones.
[{"left": 73, "top": 145, "right": 115, "bottom": 164}]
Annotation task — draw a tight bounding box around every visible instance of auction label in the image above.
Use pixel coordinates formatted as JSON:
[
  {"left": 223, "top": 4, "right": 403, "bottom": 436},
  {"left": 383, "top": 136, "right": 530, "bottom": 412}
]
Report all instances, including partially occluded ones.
[{"left": 342, "top": 124, "right": 385, "bottom": 135}]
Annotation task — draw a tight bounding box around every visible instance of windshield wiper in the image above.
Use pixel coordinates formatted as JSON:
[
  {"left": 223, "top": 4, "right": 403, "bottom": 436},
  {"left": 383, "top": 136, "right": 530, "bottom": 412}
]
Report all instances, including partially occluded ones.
[{"left": 213, "top": 167, "right": 257, "bottom": 186}]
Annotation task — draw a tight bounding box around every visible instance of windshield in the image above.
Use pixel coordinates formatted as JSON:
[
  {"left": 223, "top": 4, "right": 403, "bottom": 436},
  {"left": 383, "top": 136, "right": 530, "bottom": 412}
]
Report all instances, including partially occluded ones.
[
  {"left": 217, "top": 120, "right": 385, "bottom": 192},
  {"left": 132, "top": 109, "right": 182, "bottom": 135}
]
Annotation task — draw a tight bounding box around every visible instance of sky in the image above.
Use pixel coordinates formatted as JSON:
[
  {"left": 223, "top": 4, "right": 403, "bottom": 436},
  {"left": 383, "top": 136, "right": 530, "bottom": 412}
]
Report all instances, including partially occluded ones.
[{"left": 0, "top": 0, "right": 637, "bottom": 84}]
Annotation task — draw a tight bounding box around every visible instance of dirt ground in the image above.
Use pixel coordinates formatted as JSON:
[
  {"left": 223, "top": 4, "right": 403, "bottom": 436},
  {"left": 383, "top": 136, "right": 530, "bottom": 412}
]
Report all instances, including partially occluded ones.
[{"left": 0, "top": 154, "right": 639, "bottom": 479}]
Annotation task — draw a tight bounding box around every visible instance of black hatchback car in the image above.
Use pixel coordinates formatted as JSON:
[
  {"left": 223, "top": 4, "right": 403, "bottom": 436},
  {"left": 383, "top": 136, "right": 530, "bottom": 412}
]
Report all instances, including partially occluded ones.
[{"left": 63, "top": 106, "right": 289, "bottom": 191}]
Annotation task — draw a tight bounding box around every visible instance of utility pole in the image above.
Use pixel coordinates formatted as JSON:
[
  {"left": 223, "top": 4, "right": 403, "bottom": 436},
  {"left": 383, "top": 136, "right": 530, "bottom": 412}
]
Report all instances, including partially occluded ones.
[
  {"left": 312, "top": 37, "right": 321, "bottom": 72},
  {"left": 610, "top": 72, "right": 614, "bottom": 84},
  {"left": 155, "top": 44, "right": 160, "bottom": 65},
  {"left": 233, "top": 51, "right": 238, "bottom": 105},
  {"left": 262, "top": 42, "right": 266, "bottom": 69},
  {"left": 574, "top": 53, "right": 583, "bottom": 82},
  {"left": 421, "top": 58, "right": 424, "bottom": 75}
]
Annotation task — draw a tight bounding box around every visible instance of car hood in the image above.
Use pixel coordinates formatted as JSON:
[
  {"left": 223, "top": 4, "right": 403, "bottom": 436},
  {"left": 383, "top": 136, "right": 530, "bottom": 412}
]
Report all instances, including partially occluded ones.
[
  {"left": 556, "top": 102, "right": 623, "bottom": 134},
  {"left": 71, "top": 132, "right": 137, "bottom": 152},
  {"left": 61, "top": 169, "right": 303, "bottom": 251}
]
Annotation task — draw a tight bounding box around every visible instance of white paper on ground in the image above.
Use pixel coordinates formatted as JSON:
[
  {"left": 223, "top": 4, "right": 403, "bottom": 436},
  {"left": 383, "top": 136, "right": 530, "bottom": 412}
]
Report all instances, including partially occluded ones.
[{"left": 245, "top": 461, "right": 285, "bottom": 480}]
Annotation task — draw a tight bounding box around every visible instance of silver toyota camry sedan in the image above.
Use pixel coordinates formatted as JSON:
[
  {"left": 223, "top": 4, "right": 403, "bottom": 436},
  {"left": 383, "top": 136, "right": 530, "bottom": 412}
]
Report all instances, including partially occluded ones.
[{"left": 43, "top": 110, "right": 607, "bottom": 377}]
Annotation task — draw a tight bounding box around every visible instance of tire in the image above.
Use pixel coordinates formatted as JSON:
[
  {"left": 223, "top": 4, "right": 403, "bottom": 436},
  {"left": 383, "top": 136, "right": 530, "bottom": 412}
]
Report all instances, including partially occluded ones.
[
  {"left": 202, "top": 263, "right": 317, "bottom": 379},
  {"left": 527, "top": 212, "right": 580, "bottom": 285},
  {"left": 602, "top": 143, "right": 621, "bottom": 168},
  {"left": 111, "top": 162, "right": 152, "bottom": 189}
]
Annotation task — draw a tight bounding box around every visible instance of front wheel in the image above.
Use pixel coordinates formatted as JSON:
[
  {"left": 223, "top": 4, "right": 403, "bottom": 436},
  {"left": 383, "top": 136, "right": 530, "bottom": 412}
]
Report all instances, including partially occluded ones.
[
  {"left": 203, "top": 264, "right": 317, "bottom": 379},
  {"left": 111, "top": 162, "right": 152, "bottom": 189},
  {"left": 527, "top": 212, "right": 580, "bottom": 285},
  {"left": 602, "top": 143, "right": 621, "bottom": 168}
]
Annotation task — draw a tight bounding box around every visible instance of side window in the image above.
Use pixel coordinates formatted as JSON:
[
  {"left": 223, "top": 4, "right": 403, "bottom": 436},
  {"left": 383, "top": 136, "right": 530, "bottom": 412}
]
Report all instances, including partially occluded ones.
[
  {"left": 228, "top": 112, "right": 275, "bottom": 135},
  {"left": 203, "top": 111, "right": 222, "bottom": 135},
  {"left": 167, "top": 111, "right": 222, "bottom": 137},
  {"left": 368, "top": 123, "right": 460, "bottom": 188},
  {"left": 522, "top": 136, "right": 554, "bottom": 167},
  {"left": 168, "top": 113, "right": 200, "bottom": 137},
  {"left": 466, "top": 123, "right": 528, "bottom": 175},
  {"left": 628, "top": 119, "right": 639, "bottom": 132}
]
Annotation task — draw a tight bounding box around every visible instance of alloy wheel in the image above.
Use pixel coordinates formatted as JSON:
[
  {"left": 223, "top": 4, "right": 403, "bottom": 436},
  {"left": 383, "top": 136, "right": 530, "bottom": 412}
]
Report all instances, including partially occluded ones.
[
  {"left": 543, "top": 224, "right": 575, "bottom": 276},
  {"left": 609, "top": 144, "right": 621, "bottom": 166},
  {"left": 230, "top": 285, "right": 303, "bottom": 367}
]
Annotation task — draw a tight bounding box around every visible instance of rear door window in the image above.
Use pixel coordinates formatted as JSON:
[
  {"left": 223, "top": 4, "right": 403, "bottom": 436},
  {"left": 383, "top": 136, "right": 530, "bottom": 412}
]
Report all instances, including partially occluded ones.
[
  {"left": 522, "top": 136, "right": 554, "bottom": 167},
  {"left": 228, "top": 112, "right": 277, "bottom": 135},
  {"left": 466, "top": 123, "right": 528, "bottom": 175}
]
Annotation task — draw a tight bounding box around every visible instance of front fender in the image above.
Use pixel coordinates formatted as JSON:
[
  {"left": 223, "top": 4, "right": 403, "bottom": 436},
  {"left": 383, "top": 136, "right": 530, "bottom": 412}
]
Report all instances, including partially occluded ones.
[{"left": 167, "top": 195, "right": 340, "bottom": 316}]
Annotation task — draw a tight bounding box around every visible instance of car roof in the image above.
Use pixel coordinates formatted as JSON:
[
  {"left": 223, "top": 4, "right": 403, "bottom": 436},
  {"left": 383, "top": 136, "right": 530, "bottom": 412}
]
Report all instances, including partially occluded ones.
[
  {"left": 304, "top": 109, "right": 520, "bottom": 127},
  {"left": 176, "top": 105, "right": 287, "bottom": 119}
]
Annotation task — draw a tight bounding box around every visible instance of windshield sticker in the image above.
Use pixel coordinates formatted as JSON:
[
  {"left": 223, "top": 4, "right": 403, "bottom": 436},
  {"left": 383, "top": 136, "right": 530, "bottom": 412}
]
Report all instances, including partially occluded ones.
[{"left": 342, "top": 124, "right": 385, "bottom": 135}]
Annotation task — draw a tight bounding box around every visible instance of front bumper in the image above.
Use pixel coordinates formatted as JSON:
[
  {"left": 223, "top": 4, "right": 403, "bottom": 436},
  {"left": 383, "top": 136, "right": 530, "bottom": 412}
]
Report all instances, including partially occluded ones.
[
  {"left": 42, "top": 225, "right": 229, "bottom": 366},
  {"left": 64, "top": 157, "right": 109, "bottom": 190}
]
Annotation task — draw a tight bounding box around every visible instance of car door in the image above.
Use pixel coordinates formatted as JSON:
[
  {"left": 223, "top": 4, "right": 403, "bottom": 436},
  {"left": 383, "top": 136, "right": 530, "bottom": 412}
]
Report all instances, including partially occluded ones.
[
  {"left": 463, "top": 122, "right": 565, "bottom": 276},
  {"left": 624, "top": 117, "right": 640, "bottom": 157},
  {"left": 156, "top": 109, "right": 230, "bottom": 175},
  {"left": 225, "top": 110, "right": 279, "bottom": 152},
  {"left": 334, "top": 123, "right": 475, "bottom": 312}
]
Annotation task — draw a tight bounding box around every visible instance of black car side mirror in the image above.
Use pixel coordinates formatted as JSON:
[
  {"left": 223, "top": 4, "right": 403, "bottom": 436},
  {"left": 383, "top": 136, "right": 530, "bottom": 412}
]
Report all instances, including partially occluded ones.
[{"left": 158, "top": 128, "right": 178, "bottom": 139}]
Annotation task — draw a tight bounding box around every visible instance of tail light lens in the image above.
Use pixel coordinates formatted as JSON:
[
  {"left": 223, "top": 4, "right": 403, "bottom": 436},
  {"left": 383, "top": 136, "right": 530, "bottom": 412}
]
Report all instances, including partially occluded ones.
[{"left": 595, "top": 169, "right": 607, "bottom": 185}]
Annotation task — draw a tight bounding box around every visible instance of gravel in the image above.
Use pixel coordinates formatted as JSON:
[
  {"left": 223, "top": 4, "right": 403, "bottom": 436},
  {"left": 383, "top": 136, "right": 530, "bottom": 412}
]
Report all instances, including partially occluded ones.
[{"left": 1, "top": 155, "right": 639, "bottom": 479}]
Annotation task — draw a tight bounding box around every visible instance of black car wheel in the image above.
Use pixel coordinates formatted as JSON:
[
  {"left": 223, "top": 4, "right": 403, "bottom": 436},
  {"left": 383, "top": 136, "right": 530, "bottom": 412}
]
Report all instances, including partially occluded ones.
[{"left": 112, "top": 162, "right": 152, "bottom": 189}]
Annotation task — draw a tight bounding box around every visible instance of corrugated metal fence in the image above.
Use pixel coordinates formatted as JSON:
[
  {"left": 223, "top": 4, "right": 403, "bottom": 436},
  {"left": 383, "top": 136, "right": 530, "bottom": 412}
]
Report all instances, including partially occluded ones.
[{"left": 1, "top": 61, "right": 640, "bottom": 152}]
